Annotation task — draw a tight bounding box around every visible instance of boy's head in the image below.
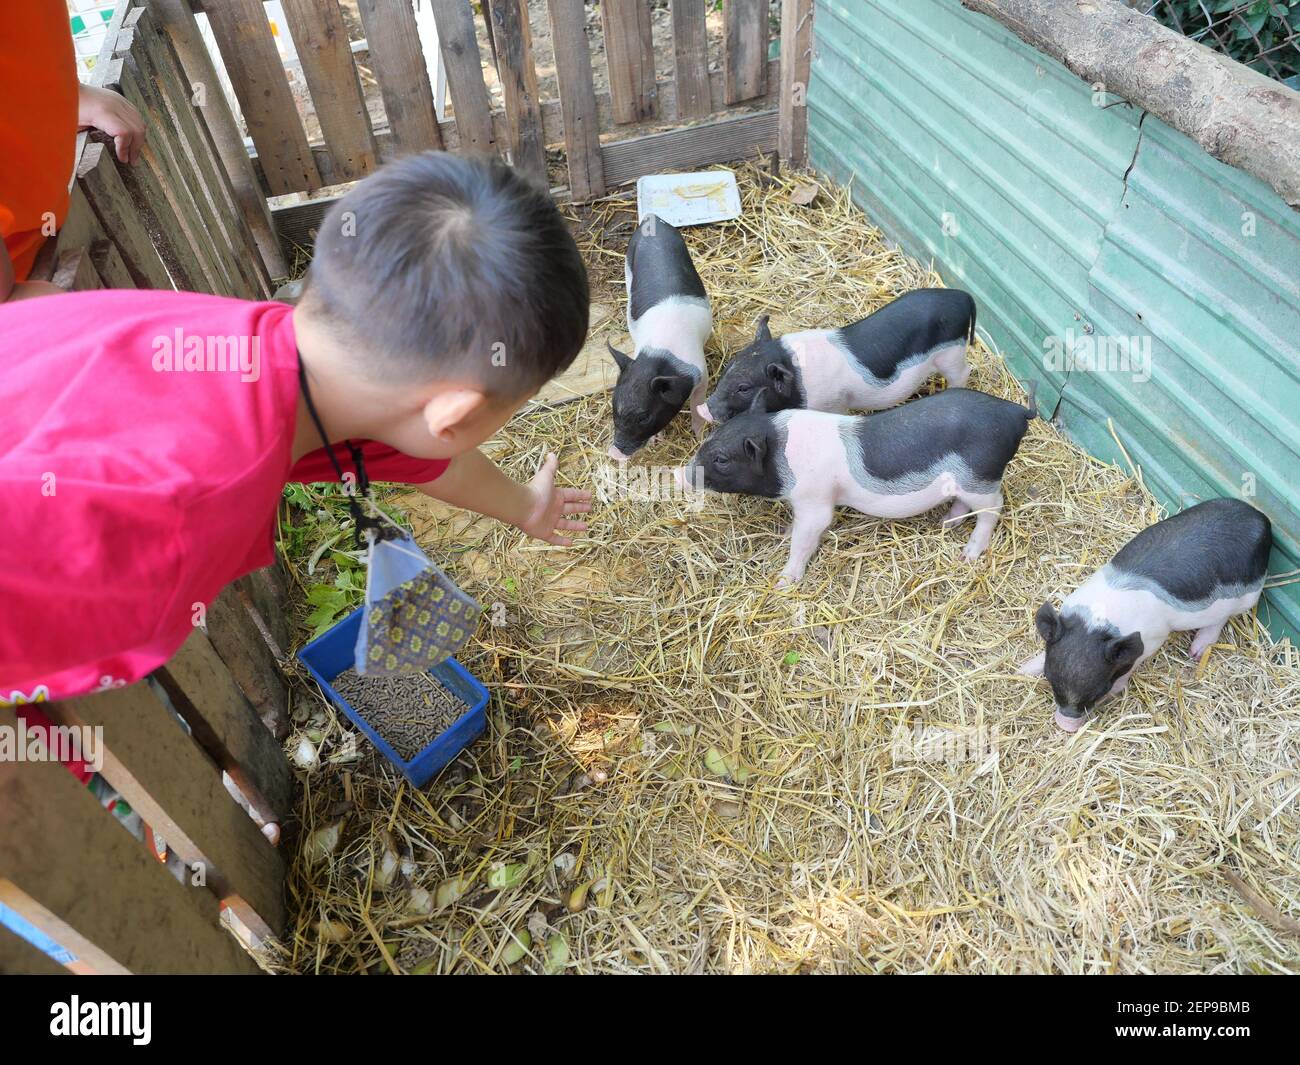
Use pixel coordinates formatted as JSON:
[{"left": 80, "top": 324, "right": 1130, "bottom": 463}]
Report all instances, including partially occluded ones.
[{"left": 298, "top": 152, "right": 589, "bottom": 457}]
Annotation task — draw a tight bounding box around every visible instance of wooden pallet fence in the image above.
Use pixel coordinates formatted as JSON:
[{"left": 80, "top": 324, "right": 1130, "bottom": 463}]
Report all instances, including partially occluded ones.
[
  {"left": 31, "top": 0, "right": 269, "bottom": 297},
  {"left": 0, "top": 602, "right": 295, "bottom": 972},
  {"left": 169, "top": 0, "right": 806, "bottom": 254}
]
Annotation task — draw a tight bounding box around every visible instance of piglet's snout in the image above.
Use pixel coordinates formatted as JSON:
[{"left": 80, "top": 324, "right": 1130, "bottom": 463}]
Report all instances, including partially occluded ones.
[
  {"left": 1054, "top": 708, "right": 1084, "bottom": 734},
  {"left": 607, "top": 444, "right": 631, "bottom": 463}
]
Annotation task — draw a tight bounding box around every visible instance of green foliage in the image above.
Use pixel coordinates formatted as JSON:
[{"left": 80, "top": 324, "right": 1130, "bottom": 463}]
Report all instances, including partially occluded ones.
[
  {"left": 1154, "top": 0, "right": 1300, "bottom": 83},
  {"left": 280, "top": 482, "right": 411, "bottom": 638}
]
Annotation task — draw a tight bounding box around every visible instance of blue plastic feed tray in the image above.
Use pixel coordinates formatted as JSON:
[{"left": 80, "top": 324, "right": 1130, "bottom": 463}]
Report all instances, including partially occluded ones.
[{"left": 297, "top": 606, "right": 488, "bottom": 787}]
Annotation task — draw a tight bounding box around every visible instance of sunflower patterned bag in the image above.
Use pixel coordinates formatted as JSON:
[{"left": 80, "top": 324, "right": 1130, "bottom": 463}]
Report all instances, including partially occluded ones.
[{"left": 354, "top": 532, "right": 481, "bottom": 675}]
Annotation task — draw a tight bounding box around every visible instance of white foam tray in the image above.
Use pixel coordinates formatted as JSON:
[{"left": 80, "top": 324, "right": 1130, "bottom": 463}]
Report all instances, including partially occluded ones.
[{"left": 635, "top": 170, "right": 742, "bottom": 228}]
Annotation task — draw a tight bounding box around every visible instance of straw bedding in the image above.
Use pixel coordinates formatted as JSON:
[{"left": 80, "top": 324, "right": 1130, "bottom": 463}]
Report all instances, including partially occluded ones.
[{"left": 274, "top": 165, "right": 1300, "bottom": 974}]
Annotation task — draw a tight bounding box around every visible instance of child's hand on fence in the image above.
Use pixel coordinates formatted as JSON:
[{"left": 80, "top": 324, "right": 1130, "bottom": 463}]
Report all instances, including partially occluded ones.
[
  {"left": 517, "top": 453, "right": 592, "bottom": 546},
  {"left": 77, "top": 84, "right": 146, "bottom": 166}
]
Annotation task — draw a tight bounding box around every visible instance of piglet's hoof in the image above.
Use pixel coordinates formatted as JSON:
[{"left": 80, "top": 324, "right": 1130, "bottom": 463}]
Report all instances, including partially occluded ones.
[{"left": 775, "top": 572, "right": 800, "bottom": 590}]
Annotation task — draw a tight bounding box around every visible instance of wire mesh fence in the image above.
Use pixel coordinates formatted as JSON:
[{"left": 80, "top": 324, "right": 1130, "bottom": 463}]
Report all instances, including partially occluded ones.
[{"left": 1140, "top": 1, "right": 1300, "bottom": 86}]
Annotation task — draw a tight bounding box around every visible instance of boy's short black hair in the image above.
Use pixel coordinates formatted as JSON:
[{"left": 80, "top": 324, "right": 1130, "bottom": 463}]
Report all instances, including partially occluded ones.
[{"left": 305, "top": 152, "right": 589, "bottom": 397}]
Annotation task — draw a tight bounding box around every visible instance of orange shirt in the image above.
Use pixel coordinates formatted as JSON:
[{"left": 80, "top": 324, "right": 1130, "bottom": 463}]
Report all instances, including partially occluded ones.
[{"left": 0, "top": 1, "right": 79, "bottom": 281}]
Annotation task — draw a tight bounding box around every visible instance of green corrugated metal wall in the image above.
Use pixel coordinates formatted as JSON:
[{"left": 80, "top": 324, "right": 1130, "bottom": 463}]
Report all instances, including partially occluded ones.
[{"left": 806, "top": 0, "right": 1300, "bottom": 640}]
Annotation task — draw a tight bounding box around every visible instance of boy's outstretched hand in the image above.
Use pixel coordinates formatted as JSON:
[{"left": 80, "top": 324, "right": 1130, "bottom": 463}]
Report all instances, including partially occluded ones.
[
  {"left": 413, "top": 449, "right": 592, "bottom": 547},
  {"left": 518, "top": 452, "right": 592, "bottom": 546},
  {"left": 78, "top": 84, "right": 146, "bottom": 165}
]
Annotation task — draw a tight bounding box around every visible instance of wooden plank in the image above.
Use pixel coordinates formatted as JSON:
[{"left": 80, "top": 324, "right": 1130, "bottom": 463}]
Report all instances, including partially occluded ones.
[
  {"left": 271, "top": 197, "right": 335, "bottom": 254},
  {"left": 237, "top": 564, "right": 291, "bottom": 656},
  {"left": 251, "top": 58, "right": 783, "bottom": 191},
  {"left": 44, "top": 685, "right": 286, "bottom": 940},
  {"left": 546, "top": 0, "right": 604, "bottom": 200},
  {"left": 206, "top": 585, "right": 289, "bottom": 739},
  {"left": 724, "top": 0, "right": 768, "bottom": 104},
  {"left": 143, "top": 7, "right": 272, "bottom": 296},
  {"left": 490, "top": 0, "right": 546, "bottom": 182},
  {"left": 111, "top": 19, "right": 230, "bottom": 293},
  {"left": 153, "top": 628, "right": 294, "bottom": 825},
  {"left": 203, "top": 0, "right": 321, "bottom": 195},
  {"left": 431, "top": 0, "right": 497, "bottom": 155},
  {"left": 0, "top": 924, "right": 69, "bottom": 975},
  {"left": 76, "top": 141, "right": 173, "bottom": 289},
  {"left": 52, "top": 247, "right": 103, "bottom": 292},
  {"left": 601, "top": 109, "right": 779, "bottom": 187},
  {"left": 281, "top": 0, "right": 377, "bottom": 181},
  {"left": 128, "top": 9, "right": 268, "bottom": 299},
  {"left": 26, "top": 182, "right": 96, "bottom": 284},
  {"left": 89, "top": 239, "right": 135, "bottom": 289},
  {"left": 0, "top": 754, "right": 261, "bottom": 975},
  {"left": 118, "top": 15, "right": 251, "bottom": 297},
  {"left": 670, "top": 0, "right": 711, "bottom": 122},
  {"left": 601, "top": 0, "right": 657, "bottom": 124},
  {"left": 150, "top": 0, "right": 284, "bottom": 279},
  {"left": 356, "top": 0, "right": 444, "bottom": 154},
  {"left": 779, "top": 0, "right": 814, "bottom": 166},
  {"left": 84, "top": 59, "right": 208, "bottom": 291},
  {"left": 112, "top": 54, "right": 230, "bottom": 293}
]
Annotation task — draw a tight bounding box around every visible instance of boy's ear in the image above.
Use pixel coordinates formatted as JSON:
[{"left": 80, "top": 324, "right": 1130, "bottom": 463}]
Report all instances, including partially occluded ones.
[{"left": 423, "top": 388, "right": 493, "bottom": 439}]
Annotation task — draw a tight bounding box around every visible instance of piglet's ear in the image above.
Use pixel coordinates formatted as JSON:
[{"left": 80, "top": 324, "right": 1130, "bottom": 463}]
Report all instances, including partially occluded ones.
[
  {"left": 606, "top": 340, "right": 632, "bottom": 372},
  {"left": 1034, "top": 602, "right": 1061, "bottom": 645},
  {"left": 651, "top": 374, "right": 689, "bottom": 401},
  {"left": 743, "top": 435, "right": 767, "bottom": 464},
  {"left": 754, "top": 315, "right": 772, "bottom": 344},
  {"left": 766, "top": 362, "right": 792, "bottom": 386},
  {"left": 1105, "top": 632, "right": 1143, "bottom": 669},
  {"left": 748, "top": 388, "right": 769, "bottom": 415}
]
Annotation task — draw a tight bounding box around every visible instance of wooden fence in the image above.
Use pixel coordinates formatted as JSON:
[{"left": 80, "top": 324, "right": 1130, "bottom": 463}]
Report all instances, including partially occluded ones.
[
  {"left": 180, "top": 0, "right": 816, "bottom": 253},
  {"left": 0, "top": 567, "right": 294, "bottom": 974},
  {"left": 29, "top": 0, "right": 274, "bottom": 295}
]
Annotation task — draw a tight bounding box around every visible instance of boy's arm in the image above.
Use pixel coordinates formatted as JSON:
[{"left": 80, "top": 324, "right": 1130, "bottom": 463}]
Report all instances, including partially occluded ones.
[{"left": 414, "top": 449, "right": 591, "bottom": 546}]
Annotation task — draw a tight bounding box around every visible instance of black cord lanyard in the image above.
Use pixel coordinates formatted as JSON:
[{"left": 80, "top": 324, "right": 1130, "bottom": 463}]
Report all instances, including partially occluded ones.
[{"left": 297, "top": 353, "right": 399, "bottom": 548}]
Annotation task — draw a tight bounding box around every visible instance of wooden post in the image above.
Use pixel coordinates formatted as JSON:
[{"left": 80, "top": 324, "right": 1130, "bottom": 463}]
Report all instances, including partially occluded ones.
[
  {"left": 779, "top": 0, "right": 814, "bottom": 166},
  {"left": 280, "top": 0, "right": 378, "bottom": 181},
  {"left": 356, "top": 0, "right": 445, "bottom": 154},
  {"left": 670, "top": 0, "right": 711, "bottom": 122},
  {"left": 546, "top": 0, "right": 604, "bottom": 199},
  {"left": 147, "top": 0, "right": 286, "bottom": 279},
  {"left": 724, "top": 0, "right": 768, "bottom": 105},
  {"left": 198, "top": 0, "right": 322, "bottom": 196},
  {"left": 431, "top": 0, "right": 498, "bottom": 155},
  {"left": 490, "top": 0, "right": 547, "bottom": 183},
  {"left": 601, "top": 0, "right": 657, "bottom": 124}
]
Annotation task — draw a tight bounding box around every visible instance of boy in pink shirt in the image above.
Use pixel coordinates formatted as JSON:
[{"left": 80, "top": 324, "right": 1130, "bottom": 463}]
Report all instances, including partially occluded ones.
[{"left": 0, "top": 152, "right": 592, "bottom": 704}]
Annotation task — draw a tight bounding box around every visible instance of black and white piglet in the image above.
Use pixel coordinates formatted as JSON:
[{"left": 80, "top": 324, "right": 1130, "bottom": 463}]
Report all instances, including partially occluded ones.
[
  {"left": 607, "top": 215, "right": 712, "bottom": 460},
  {"left": 698, "top": 288, "right": 974, "bottom": 425},
  {"left": 1021, "top": 498, "right": 1272, "bottom": 733},
  {"left": 679, "top": 386, "right": 1037, "bottom": 586}
]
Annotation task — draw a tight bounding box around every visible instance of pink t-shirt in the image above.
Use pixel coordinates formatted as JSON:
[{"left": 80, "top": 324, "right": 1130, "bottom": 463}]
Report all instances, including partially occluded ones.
[{"left": 1, "top": 289, "right": 448, "bottom": 704}]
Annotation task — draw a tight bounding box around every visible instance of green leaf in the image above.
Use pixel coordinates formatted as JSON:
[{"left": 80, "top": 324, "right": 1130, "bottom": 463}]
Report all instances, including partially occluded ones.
[
  {"left": 307, "top": 584, "right": 346, "bottom": 609},
  {"left": 783, "top": 650, "right": 801, "bottom": 666}
]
